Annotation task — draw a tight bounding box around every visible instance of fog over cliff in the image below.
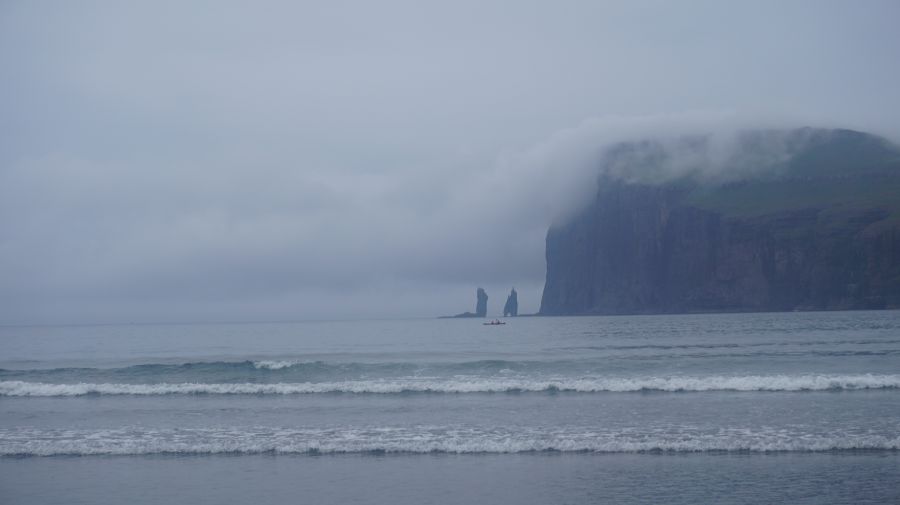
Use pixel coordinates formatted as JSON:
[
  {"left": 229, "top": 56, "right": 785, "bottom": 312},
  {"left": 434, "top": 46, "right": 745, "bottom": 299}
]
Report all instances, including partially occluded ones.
[
  {"left": 541, "top": 126, "right": 900, "bottom": 315},
  {"left": 2, "top": 1, "right": 900, "bottom": 323}
]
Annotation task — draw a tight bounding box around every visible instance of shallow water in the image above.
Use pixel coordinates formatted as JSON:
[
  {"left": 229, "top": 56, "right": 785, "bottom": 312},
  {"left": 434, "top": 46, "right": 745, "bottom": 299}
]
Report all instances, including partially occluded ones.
[
  {"left": 2, "top": 452, "right": 899, "bottom": 505},
  {"left": 2, "top": 311, "right": 899, "bottom": 503}
]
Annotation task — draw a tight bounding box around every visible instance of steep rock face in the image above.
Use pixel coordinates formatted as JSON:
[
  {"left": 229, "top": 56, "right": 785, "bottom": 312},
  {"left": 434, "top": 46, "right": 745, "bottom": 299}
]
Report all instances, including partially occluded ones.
[
  {"left": 540, "top": 129, "right": 900, "bottom": 315},
  {"left": 476, "top": 288, "right": 488, "bottom": 317},
  {"left": 503, "top": 288, "right": 518, "bottom": 317}
]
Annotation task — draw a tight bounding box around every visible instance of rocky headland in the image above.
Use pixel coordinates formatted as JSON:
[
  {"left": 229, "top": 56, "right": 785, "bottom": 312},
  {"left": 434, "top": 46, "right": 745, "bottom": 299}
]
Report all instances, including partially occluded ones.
[{"left": 540, "top": 128, "right": 900, "bottom": 315}]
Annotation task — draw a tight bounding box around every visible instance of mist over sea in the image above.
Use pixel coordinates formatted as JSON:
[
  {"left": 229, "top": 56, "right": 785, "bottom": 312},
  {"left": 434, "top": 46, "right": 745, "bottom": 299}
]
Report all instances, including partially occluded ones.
[{"left": 2, "top": 311, "right": 899, "bottom": 504}]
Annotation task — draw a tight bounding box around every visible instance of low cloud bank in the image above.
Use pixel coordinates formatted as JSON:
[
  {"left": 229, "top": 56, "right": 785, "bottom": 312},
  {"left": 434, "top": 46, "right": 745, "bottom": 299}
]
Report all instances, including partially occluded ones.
[{"left": 0, "top": 112, "right": 841, "bottom": 323}]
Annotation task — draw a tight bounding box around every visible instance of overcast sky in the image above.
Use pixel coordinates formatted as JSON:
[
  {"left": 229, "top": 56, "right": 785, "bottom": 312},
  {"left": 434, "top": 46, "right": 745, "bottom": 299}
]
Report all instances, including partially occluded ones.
[{"left": 2, "top": 0, "right": 899, "bottom": 324}]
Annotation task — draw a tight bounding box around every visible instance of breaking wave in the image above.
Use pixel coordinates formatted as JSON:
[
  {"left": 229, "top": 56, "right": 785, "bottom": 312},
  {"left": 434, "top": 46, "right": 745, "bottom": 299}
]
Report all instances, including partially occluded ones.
[
  {"left": 3, "top": 374, "right": 900, "bottom": 396},
  {"left": 253, "top": 360, "right": 301, "bottom": 370},
  {"left": 2, "top": 426, "right": 898, "bottom": 456}
]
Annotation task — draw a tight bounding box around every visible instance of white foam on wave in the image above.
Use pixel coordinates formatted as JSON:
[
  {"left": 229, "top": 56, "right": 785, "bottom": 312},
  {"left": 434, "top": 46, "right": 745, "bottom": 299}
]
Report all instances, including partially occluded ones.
[
  {"left": 2, "top": 426, "right": 898, "bottom": 456},
  {"left": 252, "top": 360, "right": 301, "bottom": 370},
  {"left": 2, "top": 374, "right": 900, "bottom": 397}
]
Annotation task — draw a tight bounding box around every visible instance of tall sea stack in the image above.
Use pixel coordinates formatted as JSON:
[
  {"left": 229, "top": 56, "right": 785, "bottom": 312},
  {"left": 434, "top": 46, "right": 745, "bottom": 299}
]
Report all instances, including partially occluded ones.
[
  {"left": 503, "top": 288, "right": 519, "bottom": 317},
  {"left": 475, "top": 288, "right": 488, "bottom": 317},
  {"left": 540, "top": 128, "right": 900, "bottom": 315}
]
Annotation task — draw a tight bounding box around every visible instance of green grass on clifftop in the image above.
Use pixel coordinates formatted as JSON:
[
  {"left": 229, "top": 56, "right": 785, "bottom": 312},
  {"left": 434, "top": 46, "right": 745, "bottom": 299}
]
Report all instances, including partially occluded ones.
[{"left": 685, "top": 175, "right": 900, "bottom": 221}]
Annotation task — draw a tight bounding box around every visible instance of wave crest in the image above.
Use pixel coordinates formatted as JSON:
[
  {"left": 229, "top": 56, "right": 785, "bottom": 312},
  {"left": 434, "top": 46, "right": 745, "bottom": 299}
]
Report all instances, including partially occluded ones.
[
  {"left": 2, "top": 426, "right": 898, "bottom": 456},
  {"left": 2, "top": 374, "right": 900, "bottom": 396}
]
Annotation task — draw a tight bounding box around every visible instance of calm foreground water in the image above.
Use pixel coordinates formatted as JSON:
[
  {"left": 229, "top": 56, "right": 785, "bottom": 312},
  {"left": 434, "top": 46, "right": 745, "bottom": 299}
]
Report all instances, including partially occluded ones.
[{"left": 1, "top": 312, "right": 899, "bottom": 504}]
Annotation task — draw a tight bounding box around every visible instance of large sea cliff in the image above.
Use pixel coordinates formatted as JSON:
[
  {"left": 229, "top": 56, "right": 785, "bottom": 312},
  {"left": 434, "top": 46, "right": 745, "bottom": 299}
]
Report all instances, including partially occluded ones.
[{"left": 540, "top": 128, "right": 900, "bottom": 315}]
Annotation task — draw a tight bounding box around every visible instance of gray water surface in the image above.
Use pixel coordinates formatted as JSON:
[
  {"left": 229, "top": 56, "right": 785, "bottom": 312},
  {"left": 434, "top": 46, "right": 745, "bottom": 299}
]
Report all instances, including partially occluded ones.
[{"left": 2, "top": 311, "right": 899, "bottom": 503}]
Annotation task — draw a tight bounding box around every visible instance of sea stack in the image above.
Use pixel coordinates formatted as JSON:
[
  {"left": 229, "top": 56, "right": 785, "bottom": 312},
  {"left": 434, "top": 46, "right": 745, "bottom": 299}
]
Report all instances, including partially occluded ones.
[
  {"left": 503, "top": 288, "right": 519, "bottom": 317},
  {"left": 476, "top": 288, "right": 488, "bottom": 317}
]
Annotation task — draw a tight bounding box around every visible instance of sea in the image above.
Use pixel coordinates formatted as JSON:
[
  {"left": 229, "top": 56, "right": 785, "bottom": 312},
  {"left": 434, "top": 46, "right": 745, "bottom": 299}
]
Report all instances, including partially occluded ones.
[{"left": 1, "top": 311, "right": 899, "bottom": 504}]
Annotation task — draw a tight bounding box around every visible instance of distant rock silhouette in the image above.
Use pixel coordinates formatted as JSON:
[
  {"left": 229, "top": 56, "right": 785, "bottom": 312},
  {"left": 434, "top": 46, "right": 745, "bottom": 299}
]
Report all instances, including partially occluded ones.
[
  {"left": 503, "top": 288, "right": 518, "bottom": 317},
  {"left": 476, "top": 288, "right": 488, "bottom": 317},
  {"left": 440, "top": 287, "right": 490, "bottom": 318}
]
